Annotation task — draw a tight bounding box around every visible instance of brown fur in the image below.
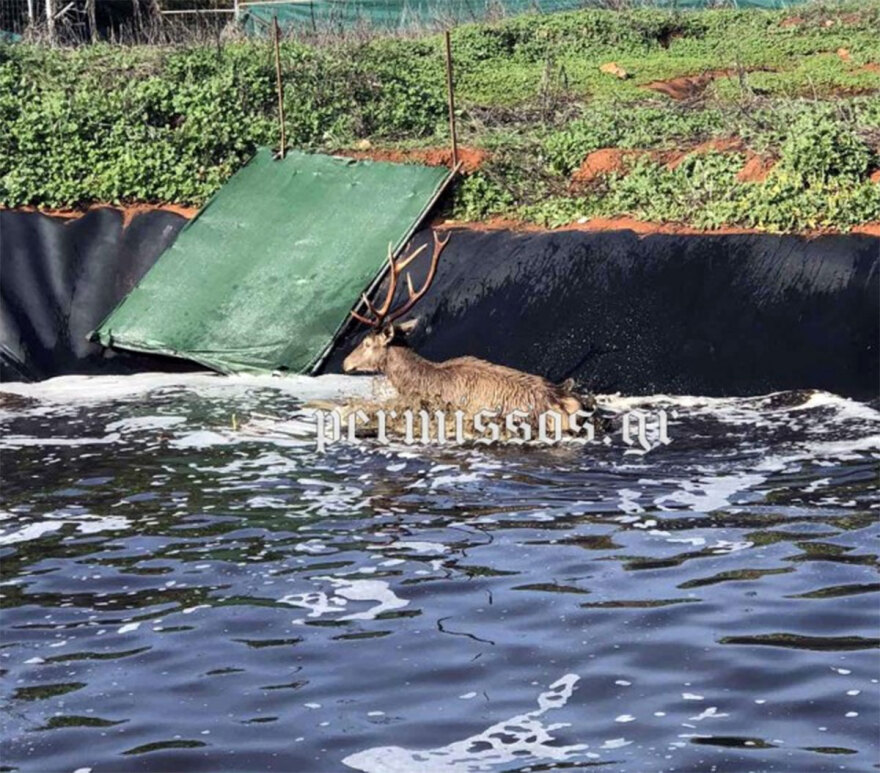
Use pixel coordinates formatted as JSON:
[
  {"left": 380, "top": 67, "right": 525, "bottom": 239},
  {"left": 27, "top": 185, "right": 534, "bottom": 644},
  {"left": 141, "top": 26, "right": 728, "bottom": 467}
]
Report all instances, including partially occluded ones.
[{"left": 343, "top": 327, "right": 581, "bottom": 426}]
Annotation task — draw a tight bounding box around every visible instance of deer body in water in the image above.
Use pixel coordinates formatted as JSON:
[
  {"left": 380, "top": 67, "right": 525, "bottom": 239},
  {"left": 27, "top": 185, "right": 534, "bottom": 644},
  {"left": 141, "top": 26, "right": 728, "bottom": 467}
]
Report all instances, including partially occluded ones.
[{"left": 342, "top": 232, "right": 582, "bottom": 426}]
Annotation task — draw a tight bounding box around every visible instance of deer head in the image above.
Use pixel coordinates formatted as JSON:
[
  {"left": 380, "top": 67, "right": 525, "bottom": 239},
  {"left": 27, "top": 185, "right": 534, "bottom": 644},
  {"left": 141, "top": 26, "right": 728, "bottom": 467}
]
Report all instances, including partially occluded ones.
[{"left": 342, "top": 231, "right": 449, "bottom": 374}]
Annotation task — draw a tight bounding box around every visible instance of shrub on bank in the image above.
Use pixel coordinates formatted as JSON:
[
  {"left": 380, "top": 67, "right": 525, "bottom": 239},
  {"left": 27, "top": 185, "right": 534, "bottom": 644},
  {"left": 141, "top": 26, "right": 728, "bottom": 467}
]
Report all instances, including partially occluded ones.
[{"left": 1, "top": 2, "right": 879, "bottom": 231}]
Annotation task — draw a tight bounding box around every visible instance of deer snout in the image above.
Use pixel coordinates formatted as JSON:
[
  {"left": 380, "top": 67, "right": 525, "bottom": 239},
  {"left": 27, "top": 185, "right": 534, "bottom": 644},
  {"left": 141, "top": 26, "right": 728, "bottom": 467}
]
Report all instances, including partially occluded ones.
[
  {"left": 343, "top": 349, "right": 373, "bottom": 373},
  {"left": 342, "top": 353, "right": 358, "bottom": 373}
]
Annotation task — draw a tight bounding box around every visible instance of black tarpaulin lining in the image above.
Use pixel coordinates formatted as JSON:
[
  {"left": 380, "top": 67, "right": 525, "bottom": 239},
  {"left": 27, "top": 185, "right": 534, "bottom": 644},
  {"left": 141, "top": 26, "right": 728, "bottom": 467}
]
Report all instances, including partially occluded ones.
[
  {"left": 1, "top": 208, "right": 877, "bottom": 399},
  {"left": 320, "top": 228, "right": 880, "bottom": 400},
  {"left": 0, "top": 209, "right": 196, "bottom": 382}
]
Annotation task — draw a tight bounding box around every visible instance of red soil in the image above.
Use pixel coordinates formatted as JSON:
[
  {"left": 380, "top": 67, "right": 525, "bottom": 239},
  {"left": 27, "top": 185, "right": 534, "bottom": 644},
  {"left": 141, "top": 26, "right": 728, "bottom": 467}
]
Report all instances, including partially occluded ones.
[
  {"left": 9, "top": 202, "right": 877, "bottom": 238},
  {"left": 10, "top": 202, "right": 200, "bottom": 226},
  {"left": 837, "top": 48, "right": 852, "bottom": 62},
  {"left": 859, "top": 63, "right": 880, "bottom": 74},
  {"left": 340, "top": 146, "right": 487, "bottom": 174},
  {"left": 572, "top": 148, "right": 633, "bottom": 184},
  {"left": 439, "top": 215, "right": 759, "bottom": 236},
  {"left": 573, "top": 139, "right": 760, "bottom": 184},
  {"left": 780, "top": 16, "right": 803, "bottom": 28},
  {"left": 437, "top": 215, "right": 880, "bottom": 239},
  {"left": 869, "top": 169, "right": 880, "bottom": 184},
  {"left": 644, "top": 71, "right": 730, "bottom": 101},
  {"left": 736, "top": 154, "right": 776, "bottom": 183}
]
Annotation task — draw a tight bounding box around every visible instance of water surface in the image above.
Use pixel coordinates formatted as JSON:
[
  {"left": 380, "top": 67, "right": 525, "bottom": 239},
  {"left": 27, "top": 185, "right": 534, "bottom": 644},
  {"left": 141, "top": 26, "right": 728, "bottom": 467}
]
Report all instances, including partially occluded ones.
[{"left": 1, "top": 374, "right": 878, "bottom": 773}]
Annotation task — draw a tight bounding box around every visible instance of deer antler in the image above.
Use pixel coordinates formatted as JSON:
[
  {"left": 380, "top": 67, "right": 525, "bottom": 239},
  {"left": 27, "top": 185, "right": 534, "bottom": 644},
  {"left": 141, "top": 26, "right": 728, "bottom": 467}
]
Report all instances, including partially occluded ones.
[{"left": 350, "top": 231, "right": 450, "bottom": 329}]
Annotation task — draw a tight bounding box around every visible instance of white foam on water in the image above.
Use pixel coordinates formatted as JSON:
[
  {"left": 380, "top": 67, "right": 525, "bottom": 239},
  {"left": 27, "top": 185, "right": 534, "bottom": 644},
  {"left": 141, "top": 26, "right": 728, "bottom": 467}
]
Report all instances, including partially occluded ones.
[
  {"left": 167, "top": 430, "right": 239, "bottom": 449},
  {"left": 377, "top": 541, "right": 450, "bottom": 555},
  {"left": 603, "top": 390, "right": 879, "bottom": 466},
  {"left": 689, "top": 707, "right": 728, "bottom": 721},
  {"left": 294, "top": 540, "right": 332, "bottom": 554},
  {"left": 0, "top": 521, "right": 64, "bottom": 545},
  {"left": 0, "top": 514, "right": 131, "bottom": 546},
  {"left": 0, "top": 372, "right": 371, "bottom": 405},
  {"left": 617, "top": 489, "right": 644, "bottom": 514},
  {"left": 105, "top": 415, "right": 187, "bottom": 433},
  {"left": 654, "top": 473, "right": 767, "bottom": 514},
  {"left": 600, "top": 738, "right": 631, "bottom": 750},
  {"left": 2, "top": 435, "right": 119, "bottom": 448},
  {"left": 343, "top": 675, "right": 588, "bottom": 772},
  {"left": 1, "top": 373, "right": 374, "bottom": 452},
  {"left": 328, "top": 578, "right": 409, "bottom": 621},
  {"left": 246, "top": 496, "right": 291, "bottom": 510},
  {"left": 279, "top": 578, "right": 408, "bottom": 622},
  {"left": 279, "top": 590, "right": 347, "bottom": 619}
]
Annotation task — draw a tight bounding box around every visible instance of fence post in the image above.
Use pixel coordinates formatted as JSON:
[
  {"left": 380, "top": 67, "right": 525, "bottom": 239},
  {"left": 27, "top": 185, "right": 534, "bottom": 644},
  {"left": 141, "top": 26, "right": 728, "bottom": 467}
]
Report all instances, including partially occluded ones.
[
  {"left": 444, "top": 30, "right": 458, "bottom": 169},
  {"left": 86, "top": 0, "right": 96, "bottom": 41},
  {"left": 45, "top": 0, "right": 55, "bottom": 44},
  {"left": 273, "top": 16, "right": 287, "bottom": 159}
]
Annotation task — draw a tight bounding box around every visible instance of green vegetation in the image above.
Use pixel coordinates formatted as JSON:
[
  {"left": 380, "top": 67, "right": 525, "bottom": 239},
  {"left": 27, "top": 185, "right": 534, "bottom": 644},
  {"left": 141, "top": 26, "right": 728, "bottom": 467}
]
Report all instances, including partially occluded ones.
[{"left": 2, "top": 1, "right": 879, "bottom": 231}]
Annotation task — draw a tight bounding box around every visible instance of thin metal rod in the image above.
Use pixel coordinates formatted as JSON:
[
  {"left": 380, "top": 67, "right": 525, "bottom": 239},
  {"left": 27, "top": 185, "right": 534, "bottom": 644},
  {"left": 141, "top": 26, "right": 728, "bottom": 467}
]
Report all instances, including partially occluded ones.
[
  {"left": 27, "top": 0, "right": 34, "bottom": 26},
  {"left": 273, "top": 16, "right": 287, "bottom": 160},
  {"left": 444, "top": 29, "right": 458, "bottom": 170}
]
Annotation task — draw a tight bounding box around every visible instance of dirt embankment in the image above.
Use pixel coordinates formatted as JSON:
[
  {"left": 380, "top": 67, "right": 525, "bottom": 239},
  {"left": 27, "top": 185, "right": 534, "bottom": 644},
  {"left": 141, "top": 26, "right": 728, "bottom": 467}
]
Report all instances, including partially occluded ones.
[
  {"left": 339, "top": 145, "right": 487, "bottom": 173},
  {"left": 571, "top": 139, "right": 776, "bottom": 186},
  {"left": 8, "top": 203, "right": 200, "bottom": 227},
  {"left": 437, "top": 216, "right": 880, "bottom": 238},
  {"left": 644, "top": 71, "right": 731, "bottom": 101},
  {"left": 9, "top": 137, "right": 879, "bottom": 238},
  {"left": 10, "top": 201, "right": 878, "bottom": 238}
]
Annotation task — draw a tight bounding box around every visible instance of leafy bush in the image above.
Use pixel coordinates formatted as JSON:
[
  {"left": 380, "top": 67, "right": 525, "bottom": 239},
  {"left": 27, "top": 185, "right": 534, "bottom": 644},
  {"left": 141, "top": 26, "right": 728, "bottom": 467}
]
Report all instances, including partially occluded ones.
[
  {"left": 543, "top": 105, "right": 726, "bottom": 175},
  {"left": 451, "top": 172, "right": 515, "bottom": 221},
  {"left": 1, "top": 1, "right": 879, "bottom": 233},
  {"left": 776, "top": 113, "right": 873, "bottom": 186},
  {"left": 0, "top": 40, "right": 446, "bottom": 206}
]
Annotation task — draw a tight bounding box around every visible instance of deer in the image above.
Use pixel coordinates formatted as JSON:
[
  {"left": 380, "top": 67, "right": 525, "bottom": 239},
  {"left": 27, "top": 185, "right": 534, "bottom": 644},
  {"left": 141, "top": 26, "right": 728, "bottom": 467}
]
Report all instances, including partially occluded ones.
[{"left": 342, "top": 231, "right": 583, "bottom": 429}]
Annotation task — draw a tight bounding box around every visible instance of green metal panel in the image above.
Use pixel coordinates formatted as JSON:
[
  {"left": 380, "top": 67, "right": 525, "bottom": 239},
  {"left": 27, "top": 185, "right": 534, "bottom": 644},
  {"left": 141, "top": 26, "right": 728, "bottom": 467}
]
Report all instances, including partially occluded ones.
[
  {"left": 94, "top": 149, "right": 450, "bottom": 374},
  {"left": 242, "top": 0, "right": 815, "bottom": 33}
]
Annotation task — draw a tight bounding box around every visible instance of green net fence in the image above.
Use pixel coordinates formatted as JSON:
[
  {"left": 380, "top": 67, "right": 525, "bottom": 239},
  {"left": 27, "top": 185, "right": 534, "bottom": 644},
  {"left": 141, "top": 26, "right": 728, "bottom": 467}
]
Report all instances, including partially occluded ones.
[{"left": 242, "top": 0, "right": 817, "bottom": 34}]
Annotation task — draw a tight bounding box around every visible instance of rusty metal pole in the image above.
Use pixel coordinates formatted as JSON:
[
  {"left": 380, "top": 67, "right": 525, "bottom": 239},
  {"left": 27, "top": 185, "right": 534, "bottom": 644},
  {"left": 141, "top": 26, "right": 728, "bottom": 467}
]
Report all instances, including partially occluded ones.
[
  {"left": 273, "top": 16, "right": 287, "bottom": 159},
  {"left": 444, "top": 29, "right": 458, "bottom": 170}
]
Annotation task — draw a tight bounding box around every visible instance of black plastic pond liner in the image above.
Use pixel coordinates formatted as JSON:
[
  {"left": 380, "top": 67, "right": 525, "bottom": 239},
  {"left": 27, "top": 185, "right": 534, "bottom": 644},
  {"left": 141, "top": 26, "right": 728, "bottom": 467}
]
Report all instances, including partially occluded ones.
[
  {"left": 319, "top": 228, "right": 880, "bottom": 401},
  {"left": 0, "top": 208, "right": 198, "bottom": 382},
  {"left": 2, "top": 208, "right": 878, "bottom": 398}
]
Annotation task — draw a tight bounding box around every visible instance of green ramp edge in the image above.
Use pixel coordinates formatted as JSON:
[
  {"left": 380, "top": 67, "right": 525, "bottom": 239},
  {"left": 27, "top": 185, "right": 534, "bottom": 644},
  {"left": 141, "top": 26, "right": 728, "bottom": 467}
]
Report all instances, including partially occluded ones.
[{"left": 94, "top": 149, "right": 450, "bottom": 374}]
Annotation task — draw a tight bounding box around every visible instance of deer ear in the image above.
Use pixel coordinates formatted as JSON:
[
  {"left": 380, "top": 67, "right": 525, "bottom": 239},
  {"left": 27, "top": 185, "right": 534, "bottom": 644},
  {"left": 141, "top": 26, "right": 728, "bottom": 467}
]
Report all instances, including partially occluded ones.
[
  {"left": 380, "top": 325, "right": 395, "bottom": 344},
  {"left": 396, "top": 318, "right": 420, "bottom": 335}
]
